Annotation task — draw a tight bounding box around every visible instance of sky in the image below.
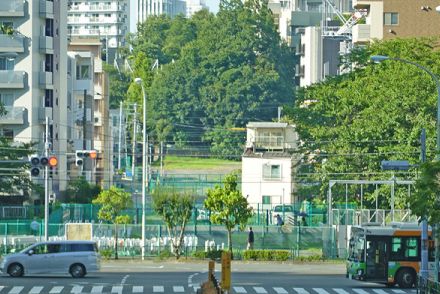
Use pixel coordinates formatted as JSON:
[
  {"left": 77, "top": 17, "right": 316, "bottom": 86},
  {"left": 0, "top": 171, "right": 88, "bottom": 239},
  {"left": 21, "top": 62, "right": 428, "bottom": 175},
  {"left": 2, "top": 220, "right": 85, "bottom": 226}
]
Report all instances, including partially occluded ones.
[{"left": 206, "top": 0, "right": 220, "bottom": 14}]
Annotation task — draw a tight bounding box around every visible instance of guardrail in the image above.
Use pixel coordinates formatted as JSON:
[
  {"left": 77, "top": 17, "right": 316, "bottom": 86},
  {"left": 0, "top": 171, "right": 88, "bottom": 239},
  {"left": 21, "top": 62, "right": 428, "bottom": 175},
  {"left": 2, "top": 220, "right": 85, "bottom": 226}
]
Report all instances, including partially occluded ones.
[{"left": 418, "top": 275, "right": 440, "bottom": 293}]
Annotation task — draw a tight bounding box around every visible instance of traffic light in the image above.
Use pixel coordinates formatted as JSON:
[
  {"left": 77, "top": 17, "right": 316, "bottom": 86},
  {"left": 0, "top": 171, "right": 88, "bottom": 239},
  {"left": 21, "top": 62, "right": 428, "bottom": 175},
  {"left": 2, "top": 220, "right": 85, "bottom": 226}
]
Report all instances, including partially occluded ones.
[
  {"left": 29, "top": 155, "right": 58, "bottom": 177},
  {"left": 75, "top": 150, "right": 97, "bottom": 166}
]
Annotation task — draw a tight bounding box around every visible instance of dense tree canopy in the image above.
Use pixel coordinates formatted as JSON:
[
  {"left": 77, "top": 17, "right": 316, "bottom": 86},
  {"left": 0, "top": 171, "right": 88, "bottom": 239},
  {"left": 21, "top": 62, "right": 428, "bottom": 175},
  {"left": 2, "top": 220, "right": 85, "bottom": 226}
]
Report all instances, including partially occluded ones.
[
  {"left": 286, "top": 38, "right": 440, "bottom": 207},
  {"left": 126, "top": 0, "right": 295, "bottom": 158}
]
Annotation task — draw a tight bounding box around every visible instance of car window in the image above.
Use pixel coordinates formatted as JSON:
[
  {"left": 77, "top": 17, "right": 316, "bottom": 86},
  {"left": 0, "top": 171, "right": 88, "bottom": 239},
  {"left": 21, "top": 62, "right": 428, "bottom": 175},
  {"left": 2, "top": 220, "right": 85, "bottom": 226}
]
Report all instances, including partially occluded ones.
[
  {"left": 71, "top": 243, "right": 94, "bottom": 252},
  {"left": 47, "top": 244, "right": 61, "bottom": 253},
  {"left": 32, "top": 244, "right": 48, "bottom": 255}
]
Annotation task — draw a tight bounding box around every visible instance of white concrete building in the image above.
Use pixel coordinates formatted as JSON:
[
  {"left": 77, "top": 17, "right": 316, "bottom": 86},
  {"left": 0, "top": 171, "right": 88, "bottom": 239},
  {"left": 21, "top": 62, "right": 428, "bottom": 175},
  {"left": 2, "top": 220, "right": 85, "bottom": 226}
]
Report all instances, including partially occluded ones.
[
  {"left": 0, "top": 0, "right": 68, "bottom": 200},
  {"left": 241, "top": 122, "right": 299, "bottom": 208},
  {"left": 67, "top": 0, "right": 129, "bottom": 63},
  {"left": 186, "top": 0, "right": 208, "bottom": 17},
  {"left": 137, "top": 0, "right": 186, "bottom": 25}
]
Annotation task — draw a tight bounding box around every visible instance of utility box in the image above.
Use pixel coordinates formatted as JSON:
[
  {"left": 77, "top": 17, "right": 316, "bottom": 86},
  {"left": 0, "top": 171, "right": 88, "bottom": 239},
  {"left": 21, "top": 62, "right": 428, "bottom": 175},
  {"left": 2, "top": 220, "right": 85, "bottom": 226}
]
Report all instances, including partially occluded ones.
[{"left": 65, "top": 223, "right": 93, "bottom": 240}]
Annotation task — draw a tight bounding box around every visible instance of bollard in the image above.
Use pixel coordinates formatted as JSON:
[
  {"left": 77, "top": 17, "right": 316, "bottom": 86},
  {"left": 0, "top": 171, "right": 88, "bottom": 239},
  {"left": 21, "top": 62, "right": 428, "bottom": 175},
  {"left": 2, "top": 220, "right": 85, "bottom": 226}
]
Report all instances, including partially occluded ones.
[{"left": 208, "top": 260, "right": 215, "bottom": 281}]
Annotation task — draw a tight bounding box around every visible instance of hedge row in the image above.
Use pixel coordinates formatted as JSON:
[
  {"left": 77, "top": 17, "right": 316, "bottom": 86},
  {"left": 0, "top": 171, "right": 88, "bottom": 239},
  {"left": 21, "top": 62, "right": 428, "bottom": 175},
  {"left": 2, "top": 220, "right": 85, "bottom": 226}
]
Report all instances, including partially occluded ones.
[{"left": 242, "top": 250, "right": 290, "bottom": 261}]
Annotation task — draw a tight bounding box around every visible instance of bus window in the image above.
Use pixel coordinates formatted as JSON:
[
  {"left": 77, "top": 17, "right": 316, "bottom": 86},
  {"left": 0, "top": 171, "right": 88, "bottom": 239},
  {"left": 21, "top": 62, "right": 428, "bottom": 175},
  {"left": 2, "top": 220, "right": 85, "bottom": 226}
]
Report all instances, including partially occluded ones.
[
  {"left": 404, "top": 237, "right": 419, "bottom": 260},
  {"left": 390, "top": 237, "right": 404, "bottom": 260}
]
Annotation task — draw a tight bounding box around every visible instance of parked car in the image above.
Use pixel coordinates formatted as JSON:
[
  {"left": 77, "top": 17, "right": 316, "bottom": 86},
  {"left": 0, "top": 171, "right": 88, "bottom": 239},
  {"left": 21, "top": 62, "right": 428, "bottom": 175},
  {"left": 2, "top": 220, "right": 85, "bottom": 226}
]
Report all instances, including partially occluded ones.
[
  {"left": 0, "top": 240, "right": 100, "bottom": 278},
  {"left": 272, "top": 205, "right": 299, "bottom": 225}
]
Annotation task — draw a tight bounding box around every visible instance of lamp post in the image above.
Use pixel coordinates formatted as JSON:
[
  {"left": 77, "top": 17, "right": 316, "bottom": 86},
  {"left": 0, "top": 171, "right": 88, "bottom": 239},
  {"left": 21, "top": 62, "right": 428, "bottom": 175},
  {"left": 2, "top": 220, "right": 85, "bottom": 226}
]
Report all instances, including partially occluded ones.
[
  {"left": 370, "top": 55, "right": 440, "bottom": 282},
  {"left": 135, "top": 77, "right": 147, "bottom": 260}
]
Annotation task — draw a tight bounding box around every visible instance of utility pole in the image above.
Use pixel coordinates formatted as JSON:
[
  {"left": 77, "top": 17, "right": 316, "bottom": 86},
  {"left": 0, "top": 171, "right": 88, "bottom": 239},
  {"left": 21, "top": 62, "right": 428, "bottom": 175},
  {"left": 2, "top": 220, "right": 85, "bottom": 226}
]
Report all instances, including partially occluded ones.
[
  {"left": 117, "top": 101, "right": 122, "bottom": 171},
  {"left": 420, "top": 128, "right": 429, "bottom": 283},
  {"left": 44, "top": 116, "right": 50, "bottom": 241},
  {"left": 131, "top": 104, "right": 137, "bottom": 222},
  {"left": 83, "top": 89, "right": 87, "bottom": 150}
]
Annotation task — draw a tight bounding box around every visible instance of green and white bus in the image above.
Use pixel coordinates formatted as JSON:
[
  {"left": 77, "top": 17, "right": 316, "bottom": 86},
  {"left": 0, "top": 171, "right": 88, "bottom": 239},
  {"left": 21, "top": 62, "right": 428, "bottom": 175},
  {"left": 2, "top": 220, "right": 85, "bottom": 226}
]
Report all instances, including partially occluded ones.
[{"left": 346, "top": 222, "right": 435, "bottom": 288}]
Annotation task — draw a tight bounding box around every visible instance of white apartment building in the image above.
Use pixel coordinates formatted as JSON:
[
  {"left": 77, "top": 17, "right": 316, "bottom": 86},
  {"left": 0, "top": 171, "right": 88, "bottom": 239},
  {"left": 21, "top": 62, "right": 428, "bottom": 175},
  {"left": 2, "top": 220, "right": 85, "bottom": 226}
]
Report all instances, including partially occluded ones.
[
  {"left": 186, "top": 0, "right": 208, "bottom": 17},
  {"left": 137, "top": 0, "right": 186, "bottom": 25},
  {"left": 67, "top": 0, "right": 129, "bottom": 63},
  {"left": 0, "top": 0, "right": 68, "bottom": 201}
]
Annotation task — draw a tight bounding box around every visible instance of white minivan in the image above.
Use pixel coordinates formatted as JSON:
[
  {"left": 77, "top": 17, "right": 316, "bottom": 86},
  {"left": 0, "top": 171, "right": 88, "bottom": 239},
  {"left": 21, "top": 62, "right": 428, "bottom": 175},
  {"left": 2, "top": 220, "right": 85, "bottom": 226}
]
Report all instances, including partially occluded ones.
[{"left": 0, "top": 240, "right": 100, "bottom": 278}]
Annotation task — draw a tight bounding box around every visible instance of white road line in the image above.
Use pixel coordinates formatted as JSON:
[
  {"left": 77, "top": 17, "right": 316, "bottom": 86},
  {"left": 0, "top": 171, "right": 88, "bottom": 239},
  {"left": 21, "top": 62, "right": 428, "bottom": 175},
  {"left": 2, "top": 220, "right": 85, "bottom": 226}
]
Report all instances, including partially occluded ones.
[
  {"left": 111, "top": 286, "right": 123, "bottom": 293},
  {"left": 391, "top": 290, "right": 406, "bottom": 294},
  {"left": 353, "top": 289, "right": 370, "bottom": 294},
  {"left": 313, "top": 288, "right": 330, "bottom": 294},
  {"left": 49, "top": 286, "right": 63, "bottom": 294},
  {"left": 8, "top": 286, "right": 24, "bottom": 294},
  {"left": 29, "top": 286, "right": 43, "bottom": 294},
  {"left": 333, "top": 288, "right": 350, "bottom": 294},
  {"left": 273, "top": 287, "right": 288, "bottom": 294},
  {"left": 70, "top": 286, "right": 83, "bottom": 293},
  {"left": 253, "top": 287, "right": 268, "bottom": 294},
  {"left": 0, "top": 287, "right": 4, "bottom": 292},
  {"left": 293, "top": 288, "right": 310, "bottom": 294},
  {"left": 373, "top": 289, "right": 389, "bottom": 294},
  {"left": 153, "top": 286, "right": 164, "bottom": 292},
  {"left": 91, "top": 286, "right": 104, "bottom": 293},
  {"left": 193, "top": 286, "right": 201, "bottom": 293},
  {"left": 173, "top": 286, "right": 185, "bottom": 292},
  {"left": 132, "top": 286, "right": 144, "bottom": 293},
  {"left": 233, "top": 286, "right": 247, "bottom": 293}
]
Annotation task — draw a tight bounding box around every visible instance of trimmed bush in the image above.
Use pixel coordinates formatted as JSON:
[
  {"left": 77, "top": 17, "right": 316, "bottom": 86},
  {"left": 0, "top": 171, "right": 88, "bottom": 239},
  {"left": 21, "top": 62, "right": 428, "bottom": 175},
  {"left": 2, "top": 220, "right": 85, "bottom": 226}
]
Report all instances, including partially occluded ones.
[
  {"left": 100, "top": 248, "right": 113, "bottom": 260},
  {"left": 242, "top": 250, "right": 290, "bottom": 261},
  {"left": 192, "top": 249, "right": 224, "bottom": 260}
]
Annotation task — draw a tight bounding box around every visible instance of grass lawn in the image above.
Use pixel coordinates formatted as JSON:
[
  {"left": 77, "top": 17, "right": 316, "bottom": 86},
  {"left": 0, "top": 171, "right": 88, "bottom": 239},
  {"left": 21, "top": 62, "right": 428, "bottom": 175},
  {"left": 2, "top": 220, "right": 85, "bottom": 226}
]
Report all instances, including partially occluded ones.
[{"left": 155, "top": 155, "right": 241, "bottom": 171}]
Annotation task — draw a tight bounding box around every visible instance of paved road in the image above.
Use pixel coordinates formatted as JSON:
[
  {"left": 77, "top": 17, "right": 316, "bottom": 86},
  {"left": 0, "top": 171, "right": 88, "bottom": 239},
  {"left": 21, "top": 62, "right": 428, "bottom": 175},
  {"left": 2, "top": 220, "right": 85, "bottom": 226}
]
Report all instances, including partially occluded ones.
[{"left": 0, "top": 260, "right": 417, "bottom": 294}]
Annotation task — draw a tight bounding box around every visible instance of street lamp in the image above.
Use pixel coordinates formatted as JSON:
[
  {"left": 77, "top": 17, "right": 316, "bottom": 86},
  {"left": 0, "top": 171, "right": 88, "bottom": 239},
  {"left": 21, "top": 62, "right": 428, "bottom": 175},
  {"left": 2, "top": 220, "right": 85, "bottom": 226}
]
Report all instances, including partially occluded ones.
[
  {"left": 370, "top": 55, "right": 440, "bottom": 282},
  {"left": 135, "top": 77, "right": 147, "bottom": 260}
]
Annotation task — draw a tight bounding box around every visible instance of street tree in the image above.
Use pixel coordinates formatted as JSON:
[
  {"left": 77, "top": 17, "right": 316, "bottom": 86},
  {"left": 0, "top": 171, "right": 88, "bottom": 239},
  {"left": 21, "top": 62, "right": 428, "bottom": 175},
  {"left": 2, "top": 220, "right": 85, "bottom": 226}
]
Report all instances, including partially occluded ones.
[
  {"left": 65, "top": 176, "right": 101, "bottom": 204},
  {"left": 204, "top": 173, "right": 253, "bottom": 254},
  {"left": 92, "top": 186, "right": 133, "bottom": 259},
  {"left": 152, "top": 187, "right": 195, "bottom": 259},
  {"left": 285, "top": 37, "right": 440, "bottom": 205}
]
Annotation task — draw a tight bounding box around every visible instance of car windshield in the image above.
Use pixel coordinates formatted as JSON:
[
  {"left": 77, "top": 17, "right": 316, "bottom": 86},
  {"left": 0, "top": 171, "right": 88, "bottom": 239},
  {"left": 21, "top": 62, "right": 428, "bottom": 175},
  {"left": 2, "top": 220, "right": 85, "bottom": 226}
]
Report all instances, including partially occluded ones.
[
  {"left": 274, "top": 206, "right": 293, "bottom": 212},
  {"left": 19, "top": 244, "right": 36, "bottom": 253}
]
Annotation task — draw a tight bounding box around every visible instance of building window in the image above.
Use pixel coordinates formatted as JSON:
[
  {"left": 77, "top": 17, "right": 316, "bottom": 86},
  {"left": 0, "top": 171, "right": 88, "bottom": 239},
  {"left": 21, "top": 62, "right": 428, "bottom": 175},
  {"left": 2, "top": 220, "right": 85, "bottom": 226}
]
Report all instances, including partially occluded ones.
[
  {"left": 0, "top": 93, "right": 14, "bottom": 106},
  {"left": 45, "top": 89, "right": 53, "bottom": 107},
  {"left": 45, "top": 54, "right": 53, "bottom": 72},
  {"left": 45, "top": 19, "right": 53, "bottom": 37},
  {"left": 0, "top": 129, "right": 13, "bottom": 139},
  {"left": 262, "top": 196, "right": 271, "bottom": 204},
  {"left": 384, "top": 12, "right": 399, "bottom": 25},
  {"left": 76, "top": 65, "right": 90, "bottom": 80},
  {"left": 0, "top": 57, "right": 15, "bottom": 70},
  {"left": 263, "top": 164, "right": 281, "bottom": 180}
]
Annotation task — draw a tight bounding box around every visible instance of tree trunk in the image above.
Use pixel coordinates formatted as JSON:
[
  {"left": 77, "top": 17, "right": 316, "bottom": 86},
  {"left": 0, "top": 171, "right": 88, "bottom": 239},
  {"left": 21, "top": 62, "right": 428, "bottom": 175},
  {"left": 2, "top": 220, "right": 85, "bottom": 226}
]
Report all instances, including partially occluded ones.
[
  {"left": 114, "top": 223, "right": 119, "bottom": 260},
  {"left": 227, "top": 228, "right": 232, "bottom": 257}
]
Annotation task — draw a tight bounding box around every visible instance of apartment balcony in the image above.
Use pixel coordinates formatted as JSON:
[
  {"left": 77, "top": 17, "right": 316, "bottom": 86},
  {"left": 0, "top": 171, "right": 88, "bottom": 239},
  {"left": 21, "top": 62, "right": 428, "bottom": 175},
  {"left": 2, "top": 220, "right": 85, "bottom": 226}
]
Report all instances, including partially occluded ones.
[
  {"left": 38, "top": 106, "right": 53, "bottom": 123},
  {"left": 0, "top": 0, "right": 25, "bottom": 17},
  {"left": 254, "top": 136, "right": 285, "bottom": 151},
  {"left": 0, "top": 34, "right": 24, "bottom": 53},
  {"left": 39, "top": 0, "right": 54, "bottom": 18},
  {"left": 39, "top": 36, "right": 53, "bottom": 53},
  {"left": 352, "top": 0, "right": 370, "bottom": 9},
  {"left": 0, "top": 70, "right": 25, "bottom": 88},
  {"left": 0, "top": 106, "right": 26, "bottom": 125},
  {"left": 352, "top": 24, "right": 371, "bottom": 44},
  {"left": 39, "top": 71, "right": 53, "bottom": 88}
]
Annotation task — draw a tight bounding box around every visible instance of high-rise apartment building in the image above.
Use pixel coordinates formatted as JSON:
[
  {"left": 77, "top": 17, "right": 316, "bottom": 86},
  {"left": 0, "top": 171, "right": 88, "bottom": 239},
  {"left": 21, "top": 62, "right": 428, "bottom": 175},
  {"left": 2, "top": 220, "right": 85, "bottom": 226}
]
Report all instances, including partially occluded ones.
[
  {"left": 0, "top": 0, "right": 68, "bottom": 200},
  {"left": 137, "top": 0, "right": 186, "bottom": 25},
  {"left": 67, "top": 0, "right": 129, "bottom": 63}
]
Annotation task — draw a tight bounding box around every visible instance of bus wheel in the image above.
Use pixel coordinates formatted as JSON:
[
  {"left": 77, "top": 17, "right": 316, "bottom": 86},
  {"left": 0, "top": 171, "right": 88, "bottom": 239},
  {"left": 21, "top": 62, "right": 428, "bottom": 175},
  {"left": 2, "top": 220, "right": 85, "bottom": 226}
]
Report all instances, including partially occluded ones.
[{"left": 396, "top": 268, "right": 415, "bottom": 288}]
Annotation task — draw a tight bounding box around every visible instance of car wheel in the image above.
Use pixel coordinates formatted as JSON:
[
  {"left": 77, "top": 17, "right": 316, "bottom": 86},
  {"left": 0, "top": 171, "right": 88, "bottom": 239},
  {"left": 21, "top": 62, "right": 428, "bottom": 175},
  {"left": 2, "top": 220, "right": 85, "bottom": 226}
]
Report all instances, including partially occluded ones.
[
  {"left": 396, "top": 268, "right": 415, "bottom": 288},
  {"left": 70, "top": 263, "right": 86, "bottom": 278},
  {"left": 7, "top": 263, "right": 24, "bottom": 277}
]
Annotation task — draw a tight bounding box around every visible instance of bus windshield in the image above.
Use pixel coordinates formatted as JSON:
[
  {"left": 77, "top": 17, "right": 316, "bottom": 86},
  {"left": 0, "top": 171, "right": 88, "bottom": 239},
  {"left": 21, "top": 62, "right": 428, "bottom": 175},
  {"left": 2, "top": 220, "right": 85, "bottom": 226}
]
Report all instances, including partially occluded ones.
[{"left": 348, "top": 234, "right": 365, "bottom": 262}]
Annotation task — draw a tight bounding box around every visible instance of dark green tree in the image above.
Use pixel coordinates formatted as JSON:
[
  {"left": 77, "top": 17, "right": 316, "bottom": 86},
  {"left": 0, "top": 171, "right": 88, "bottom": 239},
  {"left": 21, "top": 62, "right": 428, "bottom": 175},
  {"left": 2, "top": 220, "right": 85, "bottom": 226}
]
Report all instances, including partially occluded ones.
[{"left": 65, "top": 177, "right": 101, "bottom": 204}]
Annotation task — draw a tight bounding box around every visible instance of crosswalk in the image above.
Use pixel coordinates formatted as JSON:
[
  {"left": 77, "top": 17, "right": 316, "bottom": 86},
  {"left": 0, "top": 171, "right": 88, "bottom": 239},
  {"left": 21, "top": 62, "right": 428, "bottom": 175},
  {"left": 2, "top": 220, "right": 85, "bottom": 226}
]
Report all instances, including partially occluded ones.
[{"left": 0, "top": 285, "right": 417, "bottom": 294}]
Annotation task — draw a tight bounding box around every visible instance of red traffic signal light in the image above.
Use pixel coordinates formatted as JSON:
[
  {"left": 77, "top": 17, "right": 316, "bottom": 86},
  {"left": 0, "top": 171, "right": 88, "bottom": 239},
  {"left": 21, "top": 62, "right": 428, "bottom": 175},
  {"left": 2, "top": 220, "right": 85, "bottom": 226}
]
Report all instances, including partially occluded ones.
[{"left": 48, "top": 156, "right": 58, "bottom": 167}]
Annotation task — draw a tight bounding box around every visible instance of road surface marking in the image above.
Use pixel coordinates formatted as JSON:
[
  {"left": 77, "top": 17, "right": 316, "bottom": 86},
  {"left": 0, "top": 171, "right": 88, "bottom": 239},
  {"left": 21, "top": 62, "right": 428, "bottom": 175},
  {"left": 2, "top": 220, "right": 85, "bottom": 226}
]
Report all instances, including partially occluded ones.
[
  {"left": 373, "top": 289, "right": 389, "bottom": 294},
  {"left": 233, "top": 286, "right": 247, "bottom": 293},
  {"left": 391, "top": 290, "right": 406, "bottom": 294},
  {"left": 293, "top": 288, "right": 310, "bottom": 294},
  {"left": 353, "top": 289, "right": 370, "bottom": 294},
  {"left": 273, "top": 287, "right": 288, "bottom": 294},
  {"left": 333, "top": 288, "right": 350, "bottom": 294},
  {"left": 49, "top": 286, "right": 63, "bottom": 294},
  {"left": 173, "top": 286, "right": 185, "bottom": 292},
  {"left": 29, "top": 286, "right": 43, "bottom": 294},
  {"left": 111, "top": 286, "right": 123, "bottom": 293},
  {"left": 91, "top": 286, "right": 103, "bottom": 293},
  {"left": 253, "top": 287, "right": 268, "bottom": 293},
  {"left": 153, "top": 286, "right": 164, "bottom": 292},
  {"left": 193, "top": 286, "right": 201, "bottom": 292},
  {"left": 8, "top": 286, "right": 24, "bottom": 294},
  {"left": 132, "top": 286, "right": 143, "bottom": 293},
  {"left": 313, "top": 288, "right": 330, "bottom": 294},
  {"left": 71, "top": 286, "right": 83, "bottom": 293}
]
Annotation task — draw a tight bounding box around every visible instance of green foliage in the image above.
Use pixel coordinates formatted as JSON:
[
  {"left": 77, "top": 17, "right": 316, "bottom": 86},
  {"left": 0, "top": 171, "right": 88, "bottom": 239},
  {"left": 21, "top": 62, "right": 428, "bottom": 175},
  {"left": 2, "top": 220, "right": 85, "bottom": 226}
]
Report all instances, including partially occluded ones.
[
  {"left": 0, "top": 136, "right": 35, "bottom": 199},
  {"left": 410, "top": 161, "right": 440, "bottom": 224},
  {"left": 93, "top": 186, "right": 132, "bottom": 259},
  {"left": 103, "top": 63, "right": 130, "bottom": 109},
  {"left": 294, "top": 254, "right": 325, "bottom": 262},
  {"left": 127, "top": 1, "right": 295, "bottom": 156},
  {"left": 204, "top": 173, "right": 253, "bottom": 252},
  {"left": 100, "top": 248, "right": 113, "bottom": 260},
  {"left": 152, "top": 187, "right": 195, "bottom": 259},
  {"left": 192, "top": 249, "right": 224, "bottom": 260},
  {"left": 66, "top": 176, "right": 101, "bottom": 204},
  {"left": 242, "top": 250, "right": 290, "bottom": 261},
  {"left": 286, "top": 37, "right": 440, "bottom": 205}
]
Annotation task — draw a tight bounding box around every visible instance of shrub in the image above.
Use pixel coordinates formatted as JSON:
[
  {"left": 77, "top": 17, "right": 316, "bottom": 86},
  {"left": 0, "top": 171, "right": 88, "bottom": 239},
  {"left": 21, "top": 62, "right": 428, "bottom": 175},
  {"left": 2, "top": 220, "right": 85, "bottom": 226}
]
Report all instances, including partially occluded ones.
[
  {"left": 100, "top": 248, "right": 113, "bottom": 260},
  {"left": 191, "top": 249, "right": 223, "bottom": 260},
  {"left": 242, "top": 250, "right": 290, "bottom": 261}
]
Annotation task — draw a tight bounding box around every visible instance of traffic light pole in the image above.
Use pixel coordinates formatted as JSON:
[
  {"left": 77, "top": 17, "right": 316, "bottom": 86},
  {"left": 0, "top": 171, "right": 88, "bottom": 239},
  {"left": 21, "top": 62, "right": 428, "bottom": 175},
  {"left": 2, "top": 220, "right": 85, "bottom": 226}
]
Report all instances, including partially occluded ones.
[{"left": 44, "top": 116, "right": 50, "bottom": 241}]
